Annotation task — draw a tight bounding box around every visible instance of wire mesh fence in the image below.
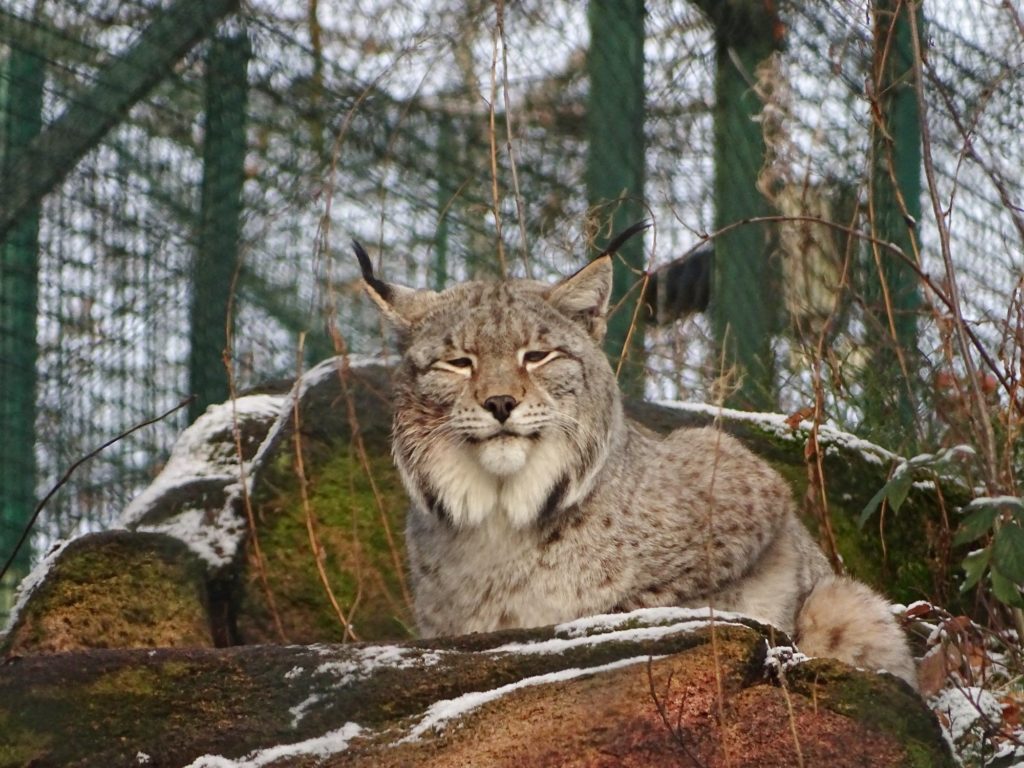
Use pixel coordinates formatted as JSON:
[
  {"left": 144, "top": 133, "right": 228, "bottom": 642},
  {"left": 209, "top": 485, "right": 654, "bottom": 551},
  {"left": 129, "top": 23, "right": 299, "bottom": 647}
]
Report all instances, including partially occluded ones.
[{"left": 1, "top": 0, "right": 1021, "bottom": 613}]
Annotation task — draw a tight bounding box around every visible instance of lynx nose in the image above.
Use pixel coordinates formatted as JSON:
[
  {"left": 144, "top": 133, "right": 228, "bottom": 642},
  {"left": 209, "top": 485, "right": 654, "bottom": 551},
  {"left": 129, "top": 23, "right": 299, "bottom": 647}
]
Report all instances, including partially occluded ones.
[{"left": 483, "top": 395, "right": 518, "bottom": 424}]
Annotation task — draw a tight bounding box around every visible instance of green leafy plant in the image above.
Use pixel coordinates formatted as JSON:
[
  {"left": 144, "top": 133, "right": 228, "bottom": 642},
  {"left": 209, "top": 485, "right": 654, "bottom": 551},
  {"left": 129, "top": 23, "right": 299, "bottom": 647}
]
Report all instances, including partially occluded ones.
[
  {"left": 859, "top": 446, "right": 1024, "bottom": 610},
  {"left": 857, "top": 445, "right": 975, "bottom": 528},
  {"left": 955, "top": 496, "right": 1024, "bottom": 608}
]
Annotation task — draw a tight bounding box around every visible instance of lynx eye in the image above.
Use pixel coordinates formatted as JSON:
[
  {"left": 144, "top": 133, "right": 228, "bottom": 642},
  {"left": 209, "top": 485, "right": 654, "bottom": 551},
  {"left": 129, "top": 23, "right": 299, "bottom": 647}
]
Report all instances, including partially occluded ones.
[
  {"left": 521, "top": 349, "right": 560, "bottom": 368},
  {"left": 432, "top": 356, "right": 474, "bottom": 375}
]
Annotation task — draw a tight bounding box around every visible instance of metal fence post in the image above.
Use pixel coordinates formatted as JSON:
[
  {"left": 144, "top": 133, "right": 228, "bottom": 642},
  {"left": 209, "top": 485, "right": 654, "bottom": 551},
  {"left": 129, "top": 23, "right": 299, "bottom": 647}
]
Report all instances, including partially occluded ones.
[
  {"left": 0, "top": 43, "right": 44, "bottom": 614},
  {"left": 696, "top": 0, "right": 784, "bottom": 412},
  {"left": 432, "top": 114, "right": 455, "bottom": 292},
  {"left": 862, "top": 0, "right": 924, "bottom": 450},
  {"left": 189, "top": 32, "right": 250, "bottom": 422},
  {"left": 586, "top": 0, "right": 646, "bottom": 396}
]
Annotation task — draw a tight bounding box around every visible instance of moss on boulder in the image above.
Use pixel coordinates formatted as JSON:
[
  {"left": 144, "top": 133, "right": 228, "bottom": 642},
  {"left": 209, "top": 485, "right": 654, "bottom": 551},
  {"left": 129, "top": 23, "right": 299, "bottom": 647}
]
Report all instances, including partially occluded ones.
[{"left": 235, "top": 360, "right": 412, "bottom": 644}]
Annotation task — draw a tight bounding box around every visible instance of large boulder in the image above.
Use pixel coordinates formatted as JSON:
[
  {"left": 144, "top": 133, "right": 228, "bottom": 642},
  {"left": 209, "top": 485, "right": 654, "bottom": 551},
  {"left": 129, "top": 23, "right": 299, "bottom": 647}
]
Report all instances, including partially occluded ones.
[
  {"left": 1, "top": 531, "right": 211, "bottom": 655},
  {"left": 0, "top": 608, "right": 951, "bottom": 768}
]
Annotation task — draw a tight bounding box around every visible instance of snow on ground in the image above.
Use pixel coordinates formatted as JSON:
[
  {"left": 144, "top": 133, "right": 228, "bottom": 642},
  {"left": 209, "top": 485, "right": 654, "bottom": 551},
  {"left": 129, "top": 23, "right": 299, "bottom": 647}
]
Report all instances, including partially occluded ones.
[
  {"left": 908, "top": 602, "right": 1024, "bottom": 767},
  {"left": 933, "top": 686, "right": 1003, "bottom": 743}
]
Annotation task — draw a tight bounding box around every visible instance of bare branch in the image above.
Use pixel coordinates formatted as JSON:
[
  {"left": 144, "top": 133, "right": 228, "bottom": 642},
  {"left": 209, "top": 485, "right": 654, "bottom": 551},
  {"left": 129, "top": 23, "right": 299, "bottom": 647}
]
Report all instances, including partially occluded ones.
[{"left": 0, "top": 396, "right": 195, "bottom": 583}]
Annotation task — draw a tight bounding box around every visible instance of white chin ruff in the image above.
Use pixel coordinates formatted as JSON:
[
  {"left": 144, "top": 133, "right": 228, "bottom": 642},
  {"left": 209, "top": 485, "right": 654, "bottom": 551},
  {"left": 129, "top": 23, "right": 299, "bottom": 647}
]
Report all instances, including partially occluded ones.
[
  {"left": 409, "top": 432, "right": 588, "bottom": 529},
  {"left": 476, "top": 436, "right": 529, "bottom": 476}
]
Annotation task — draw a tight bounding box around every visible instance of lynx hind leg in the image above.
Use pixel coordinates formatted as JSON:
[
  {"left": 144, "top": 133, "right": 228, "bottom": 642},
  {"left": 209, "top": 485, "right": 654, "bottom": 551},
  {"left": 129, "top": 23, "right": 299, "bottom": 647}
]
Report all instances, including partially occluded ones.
[{"left": 794, "top": 575, "right": 917, "bottom": 690}]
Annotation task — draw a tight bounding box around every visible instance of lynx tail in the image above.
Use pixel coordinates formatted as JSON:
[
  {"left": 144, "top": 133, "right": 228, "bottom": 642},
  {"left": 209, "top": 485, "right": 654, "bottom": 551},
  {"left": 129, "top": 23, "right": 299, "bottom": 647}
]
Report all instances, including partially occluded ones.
[{"left": 794, "top": 575, "right": 917, "bottom": 689}]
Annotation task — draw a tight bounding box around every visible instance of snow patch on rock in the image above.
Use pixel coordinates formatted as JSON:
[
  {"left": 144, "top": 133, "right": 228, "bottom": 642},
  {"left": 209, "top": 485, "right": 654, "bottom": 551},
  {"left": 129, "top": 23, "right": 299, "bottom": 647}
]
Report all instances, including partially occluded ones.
[
  {"left": 120, "top": 394, "right": 285, "bottom": 567},
  {"left": 1, "top": 539, "right": 72, "bottom": 638},
  {"left": 555, "top": 606, "right": 751, "bottom": 637},
  {"left": 123, "top": 394, "right": 285, "bottom": 524},
  {"left": 655, "top": 400, "right": 896, "bottom": 465},
  {"left": 490, "top": 608, "right": 749, "bottom": 656},
  {"left": 136, "top": 503, "right": 248, "bottom": 569},
  {"left": 118, "top": 356, "right": 390, "bottom": 570},
  {"left": 184, "top": 722, "right": 363, "bottom": 768},
  {"left": 401, "top": 655, "right": 657, "bottom": 742},
  {"left": 763, "top": 643, "right": 810, "bottom": 675},
  {"left": 287, "top": 645, "right": 446, "bottom": 726},
  {"left": 310, "top": 644, "right": 447, "bottom": 686}
]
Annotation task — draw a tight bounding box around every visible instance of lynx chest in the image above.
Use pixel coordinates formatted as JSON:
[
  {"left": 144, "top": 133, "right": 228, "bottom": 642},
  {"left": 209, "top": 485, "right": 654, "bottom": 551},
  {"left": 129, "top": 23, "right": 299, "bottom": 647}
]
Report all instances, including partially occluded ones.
[{"left": 405, "top": 510, "right": 631, "bottom": 636}]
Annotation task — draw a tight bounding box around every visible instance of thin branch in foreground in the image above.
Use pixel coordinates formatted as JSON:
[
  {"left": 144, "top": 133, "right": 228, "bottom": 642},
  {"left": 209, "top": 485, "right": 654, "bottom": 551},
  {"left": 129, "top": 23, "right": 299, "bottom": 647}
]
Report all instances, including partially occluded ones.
[
  {"left": 0, "top": 395, "right": 195, "bottom": 583},
  {"left": 646, "top": 656, "right": 707, "bottom": 768},
  {"left": 223, "top": 204, "right": 286, "bottom": 643},
  {"left": 291, "top": 336, "right": 359, "bottom": 642},
  {"left": 487, "top": 4, "right": 508, "bottom": 278},
  {"left": 496, "top": 0, "right": 531, "bottom": 277}
]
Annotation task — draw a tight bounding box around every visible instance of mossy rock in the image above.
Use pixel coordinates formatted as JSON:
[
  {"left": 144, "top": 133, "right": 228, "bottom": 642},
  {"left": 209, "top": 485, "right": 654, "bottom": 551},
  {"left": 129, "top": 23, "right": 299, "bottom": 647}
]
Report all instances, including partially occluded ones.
[
  {"left": 0, "top": 609, "right": 952, "bottom": 768},
  {"left": 236, "top": 361, "right": 414, "bottom": 644},
  {"left": 1, "top": 531, "right": 211, "bottom": 656}
]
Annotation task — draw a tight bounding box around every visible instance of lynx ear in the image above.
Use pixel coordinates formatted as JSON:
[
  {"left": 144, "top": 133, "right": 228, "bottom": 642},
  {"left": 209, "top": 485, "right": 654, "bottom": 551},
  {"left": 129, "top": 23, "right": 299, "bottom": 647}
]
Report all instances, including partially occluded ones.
[
  {"left": 546, "top": 220, "right": 650, "bottom": 340},
  {"left": 546, "top": 256, "right": 614, "bottom": 339},
  {"left": 353, "top": 241, "right": 439, "bottom": 327}
]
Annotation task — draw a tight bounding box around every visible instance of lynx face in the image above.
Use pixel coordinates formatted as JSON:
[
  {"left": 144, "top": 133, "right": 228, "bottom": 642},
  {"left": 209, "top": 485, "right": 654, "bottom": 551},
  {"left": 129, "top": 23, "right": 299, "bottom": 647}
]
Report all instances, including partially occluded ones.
[
  {"left": 408, "top": 297, "right": 576, "bottom": 478},
  {"left": 356, "top": 245, "right": 624, "bottom": 529}
]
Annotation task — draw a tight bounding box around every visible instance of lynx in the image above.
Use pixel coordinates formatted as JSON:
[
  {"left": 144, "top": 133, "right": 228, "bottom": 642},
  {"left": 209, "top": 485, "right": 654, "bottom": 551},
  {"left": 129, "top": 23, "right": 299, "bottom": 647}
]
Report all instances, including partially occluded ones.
[{"left": 355, "top": 225, "right": 916, "bottom": 688}]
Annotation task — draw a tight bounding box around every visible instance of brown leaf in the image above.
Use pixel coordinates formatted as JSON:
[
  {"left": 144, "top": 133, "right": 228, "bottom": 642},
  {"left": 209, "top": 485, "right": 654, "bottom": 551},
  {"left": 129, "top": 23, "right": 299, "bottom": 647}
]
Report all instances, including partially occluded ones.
[
  {"left": 786, "top": 407, "right": 815, "bottom": 430},
  {"left": 942, "top": 615, "right": 974, "bottom": 637},
  {"left": 1001, "top": 696, "right": 1021, "bottom": 729},
  {"left": 916, "top": 646, "right": 953, "bottom": 698},
  {"left": 904, "top": 602, "right": 934, "bottom": 619}
]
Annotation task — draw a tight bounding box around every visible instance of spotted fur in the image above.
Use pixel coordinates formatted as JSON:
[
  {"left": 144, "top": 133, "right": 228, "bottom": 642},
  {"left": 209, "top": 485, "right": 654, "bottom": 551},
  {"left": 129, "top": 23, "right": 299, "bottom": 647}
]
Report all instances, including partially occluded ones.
[{"left": 358, "top": 245, "right": 917, "bottom": 689}]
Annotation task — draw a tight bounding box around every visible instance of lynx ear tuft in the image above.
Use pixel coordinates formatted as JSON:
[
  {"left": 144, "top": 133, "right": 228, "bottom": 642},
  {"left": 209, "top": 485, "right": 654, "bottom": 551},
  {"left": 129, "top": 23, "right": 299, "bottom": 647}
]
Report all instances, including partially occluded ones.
[
  {"left": 353, "top": 240, "right": 440, "bottom": 328},
  {"left": 354, "top": 240, "right": 393, "bottom": 306},
  {"left": 546, "top": 256, "right": 614, "bottom": 339},
  {"left": 596, "top": 219, "right": 650, "bottom": 260}
]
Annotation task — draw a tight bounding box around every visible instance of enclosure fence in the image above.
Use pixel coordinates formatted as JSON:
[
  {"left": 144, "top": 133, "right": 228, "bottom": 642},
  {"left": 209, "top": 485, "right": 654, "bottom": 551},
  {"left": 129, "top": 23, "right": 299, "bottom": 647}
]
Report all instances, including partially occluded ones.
[{"left": 1, "top": 0, "right": 1021, "bottom": 615}]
